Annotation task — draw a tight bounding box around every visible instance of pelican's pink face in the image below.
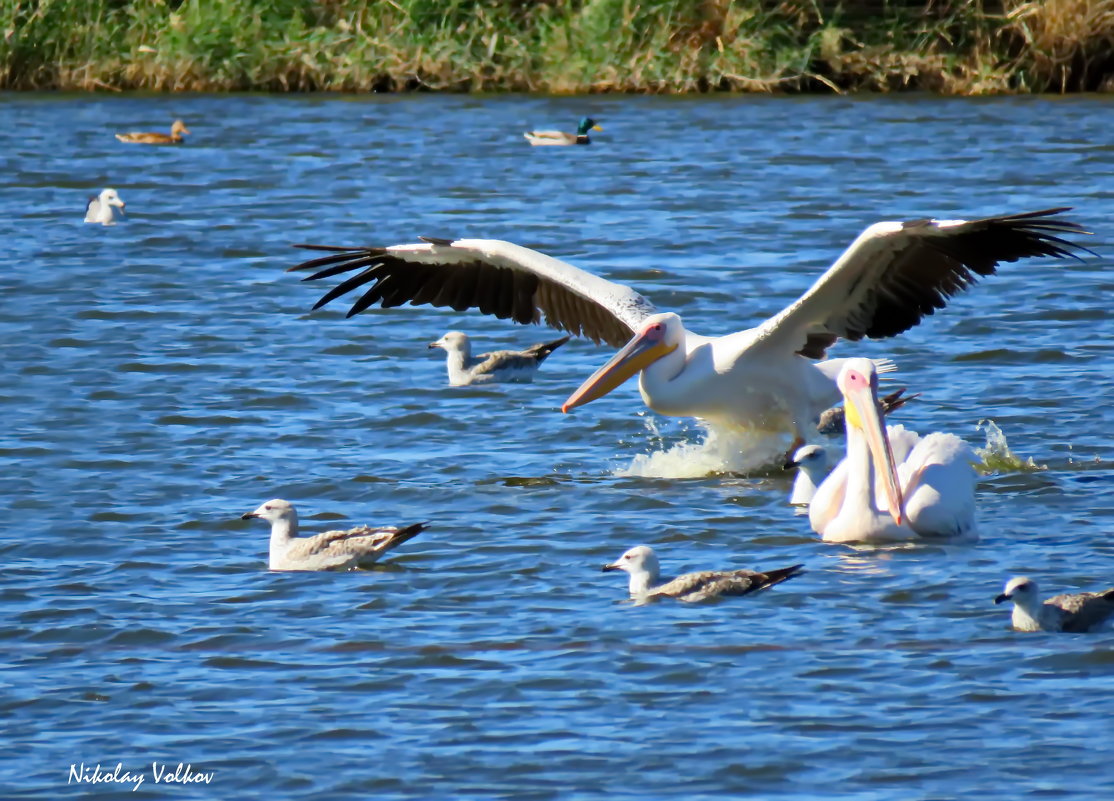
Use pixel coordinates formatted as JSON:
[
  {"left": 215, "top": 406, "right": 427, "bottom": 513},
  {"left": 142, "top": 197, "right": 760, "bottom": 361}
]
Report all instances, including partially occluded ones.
[
  {"left": 562, "top": 315, "right": 679, "bottom": 412},
  {"left": 839, "top": 360, "right": 905, "bottom": 526}
]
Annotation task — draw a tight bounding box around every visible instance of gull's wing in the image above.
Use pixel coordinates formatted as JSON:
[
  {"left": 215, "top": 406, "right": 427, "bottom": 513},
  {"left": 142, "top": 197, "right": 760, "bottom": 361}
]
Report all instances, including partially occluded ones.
[
  {"left": 752, "top": 208, "right": 1091, "bottom": 359},
  {"left": 289, "top": 522, "right": 426, "bottom": 569},
  {"left": 289, "top": 238, "right": 657, "bottom": 348},
  {"left": 1049, "top": 588, "right": 1114, "bottom": 633},
  {"left": 651, "top": 564, "right": 805, "bottom": 603}
]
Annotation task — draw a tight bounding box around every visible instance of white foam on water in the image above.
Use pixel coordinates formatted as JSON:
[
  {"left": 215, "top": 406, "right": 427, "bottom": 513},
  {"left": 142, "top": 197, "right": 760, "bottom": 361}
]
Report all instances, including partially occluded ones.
[
  {"left": 614, "top": 417, "right": 791, "bottom": 479},
  {"left": 974, "top": 419, "right": 1045, "bottom": 474}
]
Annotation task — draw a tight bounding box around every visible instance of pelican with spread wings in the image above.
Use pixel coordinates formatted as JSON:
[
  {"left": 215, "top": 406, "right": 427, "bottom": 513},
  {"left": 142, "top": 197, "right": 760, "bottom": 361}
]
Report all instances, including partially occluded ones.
[{"left": 287, "top": 209, "right": 1087, "bottom": 445}]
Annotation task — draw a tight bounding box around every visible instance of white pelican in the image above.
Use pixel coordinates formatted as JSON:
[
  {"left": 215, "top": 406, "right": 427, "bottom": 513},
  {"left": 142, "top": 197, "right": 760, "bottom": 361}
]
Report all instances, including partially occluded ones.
[
  {"left": 524, "top": 117, "right": 601, "bottom": 146},
  {"left": 84, "top": 188, "right": 125, "bottom": 225},
  {"left": 808, "top": 358, "right": 978, "bottom": 543},
  {"left": 428, "top": 331, "right": 570, "bottom": 386},
  {"left": 602, "top": 545, "right": 804, "bottom": 604},
  {"left": 287, "top": 209, "right": 1087, "bottom": 445},
  {"left": 241, "top": 499, "right": 426, "bottom": 571},
  {"left": 995, "top": 577, "right": 1114, "bottom": 632}
]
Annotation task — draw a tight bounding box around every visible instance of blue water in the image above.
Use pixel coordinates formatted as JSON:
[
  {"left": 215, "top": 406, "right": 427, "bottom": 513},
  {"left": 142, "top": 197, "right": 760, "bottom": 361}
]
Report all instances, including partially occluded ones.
[{"left": 2, "top": 92, "right": 1113, "bottom": 800}]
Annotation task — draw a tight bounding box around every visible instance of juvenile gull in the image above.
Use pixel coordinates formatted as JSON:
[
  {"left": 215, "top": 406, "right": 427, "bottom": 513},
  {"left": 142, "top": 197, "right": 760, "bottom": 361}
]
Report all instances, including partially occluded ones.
[
  {"left": 241, "top": 499, "right": 426, "bottom": 571},
  {"left": 84, "top": 188, "right": 125, "bottom": 226},
  {"left": 602, "top": 545, "right": 804, "bottom": 604},
  {"left": 815, "top": 387, "right": 918, "bottom": 436},
  {"left": 115, "top": 119, "right": 191, "bottom": 145},
  {"left": 994, "top": 576, "right": 1114, "bottom": 632},
  {"left": 429, "top": 330, "right": 570, "bottom": 386}
]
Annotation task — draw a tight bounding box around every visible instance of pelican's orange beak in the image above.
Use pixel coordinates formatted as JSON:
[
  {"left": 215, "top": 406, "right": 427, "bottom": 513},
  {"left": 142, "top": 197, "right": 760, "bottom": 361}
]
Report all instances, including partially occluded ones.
[
  {"left": 562, "top": 329, "right": 676, "bottom": 412},
  {"left": 844, "top": 376, "right": 906, "bottom": 526}
]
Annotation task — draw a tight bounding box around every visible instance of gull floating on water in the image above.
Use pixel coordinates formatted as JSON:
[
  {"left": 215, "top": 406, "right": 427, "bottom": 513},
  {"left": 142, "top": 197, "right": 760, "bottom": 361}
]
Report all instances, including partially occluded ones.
[
  {"left": 809, "top": 358, "right": 978, "bottom": 543},
  {"left": 524, "top": 117, "right": 602, "bottom": 146},
  {"left": 287, "top": 209, "right": 1088, "bottom": 457},
  {"left": 428, "top": 330, "right": 570, "bottom": 386},
  {"left": 241, "top": 499, "right": 426, "bottom": 571},
  {"left": 115, "top": 119, "right": 191, "bottom": 145},
  {"left": 994, "top": 576, "right": 1114, "bottom": 632},
  {"left": 84, "top": 188, "right": 125, "bottom": 226},
  {"left": 602, "top": 545, "right": 804, "bottom": 604}
]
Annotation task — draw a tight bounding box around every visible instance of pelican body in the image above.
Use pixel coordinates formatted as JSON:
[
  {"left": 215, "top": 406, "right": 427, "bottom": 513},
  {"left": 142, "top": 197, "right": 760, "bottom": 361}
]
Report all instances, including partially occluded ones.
[
  {"left": 84, "top": 188, "right": 125, "bottom": 225},
  {"left": 524, "top": 117, "right": 601, "bottom": 146},
  {"left": 116, "top": 119, "right": 190, "bottom": 145},
  {"left": 241, "top": 499, "right": 426, "bottom": 571},
  {"left": 429, "top": 330, "right": 570, "bottom": 386},
  {"left": 808, "top": 359, "right": 978, "bottom": 543},
  {"left": 287, "top": 209, "right": 1088, "bottom": 445}
]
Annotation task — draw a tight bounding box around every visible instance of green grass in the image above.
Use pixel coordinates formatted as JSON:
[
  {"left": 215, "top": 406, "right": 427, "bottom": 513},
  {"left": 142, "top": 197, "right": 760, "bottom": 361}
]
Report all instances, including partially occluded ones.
[{"left": 2, "top": 0, "right": 1112, "bottom": 93}]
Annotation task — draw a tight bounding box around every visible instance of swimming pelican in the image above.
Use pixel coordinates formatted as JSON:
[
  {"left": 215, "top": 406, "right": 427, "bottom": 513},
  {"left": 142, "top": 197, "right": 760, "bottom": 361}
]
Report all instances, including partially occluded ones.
[
  {"left": 84, "top": 188, "right": 125, "bottom": 225},
  {"left": 524, "top": 117, "right": 602, "bottom": 146},
  {"left": 241, "top": 499, "right": 426, "bottom": 571},
  {"left": 429, "top": 331, "right": 570, "bottom": 386},
  {"left": 809, "top": 358, "right": 978, "bottom": 543},
  {"left": 287, "top": 209, "right": 1087, "bottom": 444},
  {"left": 994, "top": 576, "right": 1114, "bottom": 632},
  {"left": 115, "top": 119, "right": 190, "bottom": 145},
  {"left": 602, "top": 545, "right": 804, "bottom": 604}
]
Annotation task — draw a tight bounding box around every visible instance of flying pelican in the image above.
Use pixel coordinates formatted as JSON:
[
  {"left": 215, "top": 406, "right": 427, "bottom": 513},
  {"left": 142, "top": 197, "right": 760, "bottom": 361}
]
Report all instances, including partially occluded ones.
[
  {"left": 241, "top": 499, "right": 426, "bottom": 571},
  {"left": 602, "top": 545, "right": 804, "bottom": 604},
  {"left": 808, "top": 358, "right": 978, "bottom": 543},
  {"left": 524, "top": 117, "right": 602, "bottom": 146},
  {"left": 428, "top": 331, "right": 570, "bottom": 386},
  {"left": 994, "top": 576, "right": 1114, "bottom": 632},
  {"left": 286, "top": 208, "right": 1087, "bottom": 446},
  {"left": 115, "top": 119, "right": 191, "bottom": 145},
  {"left": 84, "top": 188, "right": 125, "bottom": 226}
]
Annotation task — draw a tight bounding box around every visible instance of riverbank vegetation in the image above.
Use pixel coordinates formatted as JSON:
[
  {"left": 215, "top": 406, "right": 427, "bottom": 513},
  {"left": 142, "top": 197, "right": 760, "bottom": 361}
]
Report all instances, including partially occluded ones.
[{"left": 3, "top": 0, "right": 1113, "bottom": 94}]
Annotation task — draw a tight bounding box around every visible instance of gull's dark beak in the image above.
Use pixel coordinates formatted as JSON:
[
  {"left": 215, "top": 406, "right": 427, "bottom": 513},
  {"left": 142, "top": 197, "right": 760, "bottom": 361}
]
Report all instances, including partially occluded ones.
[
  {"left": 241, "top": 512, "right": 259, "bottom": 520},
  {"left": 601, "top": 563, "right": 621, "bottom": 573},
  {"left": 993, "top": 593, "right": 1011, "bottom": 605}
]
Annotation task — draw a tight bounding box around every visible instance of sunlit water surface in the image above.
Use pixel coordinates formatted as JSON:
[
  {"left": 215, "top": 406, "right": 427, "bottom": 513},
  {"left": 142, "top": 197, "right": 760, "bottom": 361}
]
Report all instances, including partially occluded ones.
[{"left": 2, "top": 93, "right": 1113, "bottom": 800}]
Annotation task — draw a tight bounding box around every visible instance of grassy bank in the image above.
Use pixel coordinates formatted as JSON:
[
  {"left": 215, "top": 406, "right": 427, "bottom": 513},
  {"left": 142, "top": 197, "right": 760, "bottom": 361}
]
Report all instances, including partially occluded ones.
[{"left": 3, "top": 0, "right": 1113, "bottom": 94}]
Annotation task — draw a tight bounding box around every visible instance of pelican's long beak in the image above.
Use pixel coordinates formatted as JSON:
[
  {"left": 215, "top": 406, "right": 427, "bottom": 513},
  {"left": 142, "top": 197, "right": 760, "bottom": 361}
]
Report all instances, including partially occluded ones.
[
  {"left": 845, "top": 382, "right": 905, "bottom": 526},
  {"left": 562, "top": 331, "right": 676, "bottom": 412}
]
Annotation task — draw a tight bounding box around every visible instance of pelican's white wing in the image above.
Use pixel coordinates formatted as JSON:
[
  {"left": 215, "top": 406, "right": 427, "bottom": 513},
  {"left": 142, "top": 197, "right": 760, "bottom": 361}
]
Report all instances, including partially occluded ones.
[
  {"left": 289, "top": 238, "right": 658, "bottom": 348},
  {"left": 753, "top": 209, "right": 1089, "bottom": 359}
]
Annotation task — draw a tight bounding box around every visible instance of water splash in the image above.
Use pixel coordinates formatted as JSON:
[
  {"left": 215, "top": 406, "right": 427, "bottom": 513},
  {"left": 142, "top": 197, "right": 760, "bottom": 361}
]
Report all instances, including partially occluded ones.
[
  {"left": 974, "top": 419, "right": 1045, "bottom": 474},
  {"left": 615, "top": 417, "right": 790, "bottom": 479}
]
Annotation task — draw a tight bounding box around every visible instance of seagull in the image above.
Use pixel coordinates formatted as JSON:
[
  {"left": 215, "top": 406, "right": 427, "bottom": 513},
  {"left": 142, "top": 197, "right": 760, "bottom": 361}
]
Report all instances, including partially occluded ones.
[
  {"left": 809, "top": 359, "right": 978, "bottom": 543},
  {"left": 524, "top": 117, "right": 602, "bottom": 146},
  {"left": 115, "top": 119, "right": 191, "bottom": 144},
  {"left": 84, "top": 188, "right": 125, "bottom": 226},
  {"left": 286, "top": 209, "right": 1088, "bottom": 451},
  {"left": 787, "top": 444, "right": 831, "bottom": 507},
  {"left": 602, "top": 545, "right": 804, "bottom": 604},
  {"left": 428, "top": 330, "right": 570, "bottom": 386},
  {"left": 816, "top": 388, "right": 918, "bottom": 436},
  {"left": 994, "top": 576, "right": 1114, "bottom": 632},
  {"left": 241, "top": 499, "right": 426, "bottom": 571}
]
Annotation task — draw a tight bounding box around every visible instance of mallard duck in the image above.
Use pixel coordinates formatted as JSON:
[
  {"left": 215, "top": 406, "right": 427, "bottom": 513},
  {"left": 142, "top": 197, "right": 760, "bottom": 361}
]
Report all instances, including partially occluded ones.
[
  {"left": 84, "top": 188, "right": 125, "bottom": 226},
  {"left": 523, "top": 117, "right": 601, "bottom": 146},
  {"left": 115, "top": 119, "right": 191, "bottom": 145}
]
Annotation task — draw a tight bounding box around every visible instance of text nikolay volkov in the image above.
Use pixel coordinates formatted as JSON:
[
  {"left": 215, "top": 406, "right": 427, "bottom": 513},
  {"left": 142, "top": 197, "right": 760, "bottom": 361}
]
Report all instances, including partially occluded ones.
[{"left": 68, "top": 762, "right": 214, "bottom": 791}]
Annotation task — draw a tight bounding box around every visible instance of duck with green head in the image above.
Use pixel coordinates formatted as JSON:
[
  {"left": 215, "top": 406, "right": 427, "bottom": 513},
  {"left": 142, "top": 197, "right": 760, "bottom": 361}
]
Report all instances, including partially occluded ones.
[{"left": 524, "top": 117, "right": 602, "bottom": 146}]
